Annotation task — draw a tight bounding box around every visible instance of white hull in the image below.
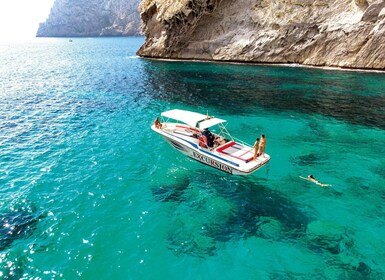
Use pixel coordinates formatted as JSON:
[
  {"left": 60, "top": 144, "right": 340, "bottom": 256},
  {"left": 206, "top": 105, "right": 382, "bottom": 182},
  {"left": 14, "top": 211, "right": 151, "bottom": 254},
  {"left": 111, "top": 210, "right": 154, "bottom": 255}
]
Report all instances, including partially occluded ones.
[{"left": 152, "top": 123, "right": 270, "bottom": 175}]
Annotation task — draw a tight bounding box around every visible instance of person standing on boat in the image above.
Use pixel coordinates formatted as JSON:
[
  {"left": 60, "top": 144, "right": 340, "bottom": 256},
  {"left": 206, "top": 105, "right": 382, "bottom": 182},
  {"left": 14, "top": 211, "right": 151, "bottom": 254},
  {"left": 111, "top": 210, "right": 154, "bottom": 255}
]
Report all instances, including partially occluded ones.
[
  {"left": 253, "top": 138, "right": 260, "bottom": 160},
  {"left": 259, "top": 134, "right": 266, "bottom": 156}
]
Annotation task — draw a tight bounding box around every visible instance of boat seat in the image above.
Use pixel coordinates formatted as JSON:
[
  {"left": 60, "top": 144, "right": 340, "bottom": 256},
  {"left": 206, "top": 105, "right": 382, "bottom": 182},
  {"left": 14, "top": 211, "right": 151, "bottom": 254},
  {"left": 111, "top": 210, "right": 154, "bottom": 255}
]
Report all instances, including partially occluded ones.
[
  {"left": 174, "top": 125, "right": 200, "bottom": 137},
  {"left": 216, "top": 141, "right": 235, "bottom": 152}
]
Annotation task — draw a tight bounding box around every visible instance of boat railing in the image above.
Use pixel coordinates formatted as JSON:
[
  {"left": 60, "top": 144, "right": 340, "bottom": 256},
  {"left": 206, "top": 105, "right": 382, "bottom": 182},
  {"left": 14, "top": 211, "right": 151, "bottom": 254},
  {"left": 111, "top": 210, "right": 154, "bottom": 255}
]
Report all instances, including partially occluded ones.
[
  {"left": 218, "top": 123, "right": 233, "bottom": 141},
  {"left": 231, "top": 136, "right": 253, "bottom": 147},
  {"left": 218, "top": 123, "right": 252, "bottom": 147}
]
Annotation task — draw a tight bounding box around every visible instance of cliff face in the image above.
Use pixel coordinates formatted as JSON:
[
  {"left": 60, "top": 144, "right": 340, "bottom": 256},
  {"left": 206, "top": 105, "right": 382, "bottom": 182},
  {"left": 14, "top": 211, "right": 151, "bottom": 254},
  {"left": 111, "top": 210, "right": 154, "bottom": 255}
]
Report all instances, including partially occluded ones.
[
  {"left": 37, "top": 0, "right": 141, "bottom": 37},
  {"left": 137, "top": 0, "right": 385, "bottom": 70}
]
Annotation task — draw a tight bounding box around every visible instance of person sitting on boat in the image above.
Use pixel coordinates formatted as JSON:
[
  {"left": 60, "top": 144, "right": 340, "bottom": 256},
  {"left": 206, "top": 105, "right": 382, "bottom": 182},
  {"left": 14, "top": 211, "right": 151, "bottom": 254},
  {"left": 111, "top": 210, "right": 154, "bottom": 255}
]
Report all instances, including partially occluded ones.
[
  {"left": 202, "top": 128, "right": 215, "bottom": 148},
  {"left": 214, "top": 136, "right": 225, "bottom": 146},
  {"left": 154, "top": 117, "right": 162, "bottom": 129},
  {"left": 198, "top": 134, "right": 208, "bottom": 148}
]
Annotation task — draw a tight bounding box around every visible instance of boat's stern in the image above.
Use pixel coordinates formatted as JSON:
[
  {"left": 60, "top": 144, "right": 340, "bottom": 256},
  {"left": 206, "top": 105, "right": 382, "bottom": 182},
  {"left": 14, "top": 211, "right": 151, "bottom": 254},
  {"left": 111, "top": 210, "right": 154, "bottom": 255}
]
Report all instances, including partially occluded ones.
[{"left": 240, "top": 153, "right": 270, "bottom": 175}]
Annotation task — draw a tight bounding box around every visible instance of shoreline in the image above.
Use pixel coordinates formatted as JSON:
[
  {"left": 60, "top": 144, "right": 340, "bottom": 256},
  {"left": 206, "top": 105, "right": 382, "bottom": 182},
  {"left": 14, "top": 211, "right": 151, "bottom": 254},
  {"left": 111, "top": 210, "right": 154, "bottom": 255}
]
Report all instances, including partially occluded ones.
[{"left": 138, "top": 56, "right": 385, "bottom": 74}]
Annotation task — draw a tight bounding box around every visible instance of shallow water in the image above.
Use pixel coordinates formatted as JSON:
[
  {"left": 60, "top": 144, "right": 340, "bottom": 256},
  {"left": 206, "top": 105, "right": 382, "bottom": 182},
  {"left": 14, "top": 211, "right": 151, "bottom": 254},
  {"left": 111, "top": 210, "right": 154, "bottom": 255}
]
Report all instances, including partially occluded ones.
[{"left": 1, "top": 37, "right": 385, "bottom": 279}]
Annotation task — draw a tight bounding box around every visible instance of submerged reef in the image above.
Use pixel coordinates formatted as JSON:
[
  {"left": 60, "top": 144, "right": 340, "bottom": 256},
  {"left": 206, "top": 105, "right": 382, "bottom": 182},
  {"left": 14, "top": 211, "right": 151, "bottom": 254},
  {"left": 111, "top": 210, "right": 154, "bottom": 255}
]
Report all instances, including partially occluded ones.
[
  {"left": 154, "top": 172, "right": 313, "bottom": 257},
  {"left": 152, "top": 177, "right": 190, "bottom": 202},
  {"left": 152, "top": 171, "right": 384, "bottom": 277},
  {"left": 0, "top": 208, "right": 42, "bottom": 251}
]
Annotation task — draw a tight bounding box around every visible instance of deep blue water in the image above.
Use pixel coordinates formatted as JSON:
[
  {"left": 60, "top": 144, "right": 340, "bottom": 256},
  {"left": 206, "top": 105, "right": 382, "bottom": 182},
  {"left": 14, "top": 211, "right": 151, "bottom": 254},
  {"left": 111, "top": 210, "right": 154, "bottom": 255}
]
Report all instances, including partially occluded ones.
[{"left": 1, "top": 37, "right": 385, "bottom": 279}]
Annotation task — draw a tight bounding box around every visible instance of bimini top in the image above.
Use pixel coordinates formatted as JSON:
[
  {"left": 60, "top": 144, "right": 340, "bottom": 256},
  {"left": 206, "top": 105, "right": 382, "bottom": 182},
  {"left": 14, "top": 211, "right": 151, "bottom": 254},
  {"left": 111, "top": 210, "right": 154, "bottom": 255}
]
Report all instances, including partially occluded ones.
[{"left": 161, "top": 109, "right": 226, "bottom": 129}]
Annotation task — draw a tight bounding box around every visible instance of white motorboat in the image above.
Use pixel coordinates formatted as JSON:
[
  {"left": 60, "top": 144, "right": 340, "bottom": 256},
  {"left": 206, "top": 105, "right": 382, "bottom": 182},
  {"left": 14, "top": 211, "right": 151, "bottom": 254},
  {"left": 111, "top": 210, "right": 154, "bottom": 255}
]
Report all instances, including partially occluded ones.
[{"left": 151, "top": 109, "right": 270, "bottom": 175}]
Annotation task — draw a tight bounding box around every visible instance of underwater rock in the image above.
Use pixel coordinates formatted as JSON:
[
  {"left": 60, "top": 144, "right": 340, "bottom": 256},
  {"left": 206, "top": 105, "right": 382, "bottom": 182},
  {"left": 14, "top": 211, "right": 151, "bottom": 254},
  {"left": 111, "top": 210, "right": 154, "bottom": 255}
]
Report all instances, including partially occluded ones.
[
  {"left": 0, "top": 255, "right": 26, "bottom": 279},
  {"left": 291, "top": 153, "right": 326, "bottom": 166},
  {"left": 0, "top": 210, "right": 42, "bottom": 251},
  {"left": 231, "top": 185, "right": 311, "bottom": 238},
  {"left": 371, "top": 163, "right": 385, "bottom": 180},
  {"left": 305, "top": 220, "right": 354, "bottom": 255},
  {"left": 155, "top": 170, "right": 315, "bottom": 257},
  {"left": 167, "top": 228, "right": 216, "bottom": 257},
  {"left": 355, "top": 261, "right": 372, "bottom": 276},
  {"left": 163, "top": 173, "right": 313, "bottom": 257},
  {"left": 151, "top": 177, "right": 190, "bottom": 202},
  {"left": 329, "top": 259, "right": 381, "bottom": 279},
  {"left": 255, "top": 217, "right": 285, "bottom": 240}
]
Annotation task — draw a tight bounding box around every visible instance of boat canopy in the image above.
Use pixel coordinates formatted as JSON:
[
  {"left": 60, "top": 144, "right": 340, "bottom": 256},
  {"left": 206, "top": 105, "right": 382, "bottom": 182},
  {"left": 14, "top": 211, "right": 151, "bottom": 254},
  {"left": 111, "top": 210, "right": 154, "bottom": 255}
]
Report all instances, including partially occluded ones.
[{"left": 161, "top": 109, "right": 226, "bottom": 129}]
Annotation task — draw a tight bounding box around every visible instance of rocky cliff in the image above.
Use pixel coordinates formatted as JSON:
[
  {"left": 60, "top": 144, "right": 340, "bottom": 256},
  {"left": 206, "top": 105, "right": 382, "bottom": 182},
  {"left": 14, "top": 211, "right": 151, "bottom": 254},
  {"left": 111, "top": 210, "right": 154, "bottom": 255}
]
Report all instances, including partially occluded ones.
[
  {"left": 37, "top": 0, "right": 141, "bottom": 37},
  {"left": 137, "top": 0, "right": 385, "bottom": 70}
]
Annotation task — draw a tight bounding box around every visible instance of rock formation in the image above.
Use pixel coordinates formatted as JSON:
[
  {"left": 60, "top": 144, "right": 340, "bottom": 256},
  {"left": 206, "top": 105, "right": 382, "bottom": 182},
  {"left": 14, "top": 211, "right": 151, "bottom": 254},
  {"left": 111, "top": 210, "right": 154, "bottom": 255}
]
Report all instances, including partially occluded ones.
[
  {"left": 137, "top": 0, "right": 385, "bottom": 70},
  {"left": 37, "top": 0, "right": 141, "bottom": 37}
]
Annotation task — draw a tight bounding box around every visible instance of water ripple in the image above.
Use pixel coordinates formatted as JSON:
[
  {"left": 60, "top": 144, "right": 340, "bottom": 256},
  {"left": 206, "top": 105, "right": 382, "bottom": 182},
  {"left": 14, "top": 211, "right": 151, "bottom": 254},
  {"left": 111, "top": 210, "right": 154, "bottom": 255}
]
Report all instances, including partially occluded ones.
[{"left": 1, "top": 37, "right": 385, "bottom": 278}]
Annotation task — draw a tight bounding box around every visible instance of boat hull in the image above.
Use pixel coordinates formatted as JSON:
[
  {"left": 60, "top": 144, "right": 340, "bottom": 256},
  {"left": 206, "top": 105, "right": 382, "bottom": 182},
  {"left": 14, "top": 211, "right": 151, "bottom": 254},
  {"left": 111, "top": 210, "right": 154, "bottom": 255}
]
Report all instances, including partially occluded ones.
[
  {"left": 163, "top": 137, "right": 236, "bottom": 174},
  {"left": 155, "top": 125, "right": 270, "bottom": 175}
]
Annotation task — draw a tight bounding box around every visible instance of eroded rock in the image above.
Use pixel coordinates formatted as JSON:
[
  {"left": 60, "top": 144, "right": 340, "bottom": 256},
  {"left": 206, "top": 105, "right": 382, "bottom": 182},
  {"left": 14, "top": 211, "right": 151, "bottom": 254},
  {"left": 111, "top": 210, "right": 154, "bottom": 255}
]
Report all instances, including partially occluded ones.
[
  {"left": 138, "top": 0, "right": 385, "bottom": 70},
  {"left": 306, "top": 220, "right": 354, "bottom": 254},
  {"left": 37, "top": 0, "right": 141, "bottom": 37}
]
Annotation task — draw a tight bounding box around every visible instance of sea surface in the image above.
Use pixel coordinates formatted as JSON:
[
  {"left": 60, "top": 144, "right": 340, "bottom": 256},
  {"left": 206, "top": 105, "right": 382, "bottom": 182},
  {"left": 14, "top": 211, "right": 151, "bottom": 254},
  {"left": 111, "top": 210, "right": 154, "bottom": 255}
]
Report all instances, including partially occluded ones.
[{"left": 1, "top": 37, "right": 385, "bottom": 279}]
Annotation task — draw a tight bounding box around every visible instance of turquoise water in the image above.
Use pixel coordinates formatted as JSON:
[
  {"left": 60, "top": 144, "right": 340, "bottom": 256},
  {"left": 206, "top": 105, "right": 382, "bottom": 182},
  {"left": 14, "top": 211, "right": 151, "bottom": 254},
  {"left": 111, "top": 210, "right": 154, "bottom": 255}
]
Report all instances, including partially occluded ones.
[{"left": 1, "top": 37, "right": 385, "bottom": 279}]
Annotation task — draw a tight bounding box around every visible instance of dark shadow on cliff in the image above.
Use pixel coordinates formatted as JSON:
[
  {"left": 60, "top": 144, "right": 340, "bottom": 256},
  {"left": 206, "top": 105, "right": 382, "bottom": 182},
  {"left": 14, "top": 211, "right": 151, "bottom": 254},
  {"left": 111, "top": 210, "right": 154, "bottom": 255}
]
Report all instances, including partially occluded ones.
[{"left": 141, "top": 59, "right": 385, "bottom": 130}]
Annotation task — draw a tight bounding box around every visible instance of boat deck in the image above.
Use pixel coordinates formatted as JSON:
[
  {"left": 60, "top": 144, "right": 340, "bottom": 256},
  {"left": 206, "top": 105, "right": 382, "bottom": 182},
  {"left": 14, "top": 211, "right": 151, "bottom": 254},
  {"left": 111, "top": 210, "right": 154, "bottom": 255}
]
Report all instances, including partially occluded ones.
[
  {"left": 216, "top": 141, "right": 254, "bottom": 163},
  {"left": 170, "top": 124, "right": 256, "bottom": 163}
]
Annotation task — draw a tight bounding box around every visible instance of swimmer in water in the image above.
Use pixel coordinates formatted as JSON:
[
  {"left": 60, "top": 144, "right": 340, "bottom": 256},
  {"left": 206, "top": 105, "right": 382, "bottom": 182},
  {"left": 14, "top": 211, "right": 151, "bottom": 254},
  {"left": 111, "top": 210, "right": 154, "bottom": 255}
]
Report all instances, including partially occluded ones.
[{"left": 300, "top": 174, "right": 331, "bottom": 187}]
